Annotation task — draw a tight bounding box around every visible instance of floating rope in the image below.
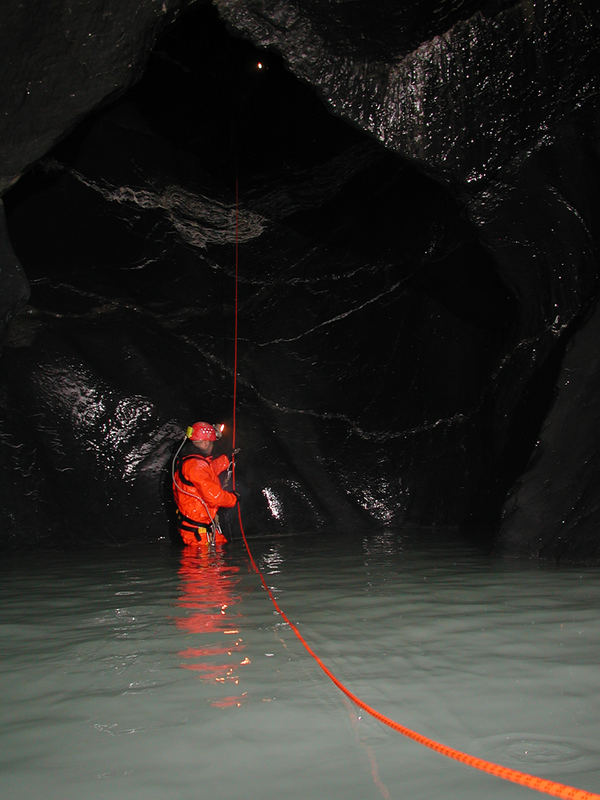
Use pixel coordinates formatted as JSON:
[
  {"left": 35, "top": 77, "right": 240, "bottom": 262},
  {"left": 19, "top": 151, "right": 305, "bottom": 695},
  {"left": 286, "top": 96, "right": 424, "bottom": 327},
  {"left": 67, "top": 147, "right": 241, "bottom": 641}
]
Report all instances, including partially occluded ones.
[{"left": 229, "top": 180, "right": 600, "bottom": 800}]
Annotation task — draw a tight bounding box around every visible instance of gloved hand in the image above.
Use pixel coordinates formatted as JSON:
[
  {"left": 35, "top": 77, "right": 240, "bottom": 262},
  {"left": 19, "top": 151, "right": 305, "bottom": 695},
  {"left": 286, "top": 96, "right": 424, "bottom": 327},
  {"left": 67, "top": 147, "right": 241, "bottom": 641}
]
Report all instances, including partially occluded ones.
[{"left": 231, "top": 448, "right": 241, "bottom": 457}]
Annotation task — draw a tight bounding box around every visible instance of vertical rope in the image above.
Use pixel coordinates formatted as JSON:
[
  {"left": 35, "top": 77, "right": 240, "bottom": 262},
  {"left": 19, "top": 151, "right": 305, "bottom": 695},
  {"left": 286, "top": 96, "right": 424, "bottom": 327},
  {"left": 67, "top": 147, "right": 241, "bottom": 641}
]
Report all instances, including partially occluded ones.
[{"left": 232, "top": 176, "right": 239, "bottom": 491}]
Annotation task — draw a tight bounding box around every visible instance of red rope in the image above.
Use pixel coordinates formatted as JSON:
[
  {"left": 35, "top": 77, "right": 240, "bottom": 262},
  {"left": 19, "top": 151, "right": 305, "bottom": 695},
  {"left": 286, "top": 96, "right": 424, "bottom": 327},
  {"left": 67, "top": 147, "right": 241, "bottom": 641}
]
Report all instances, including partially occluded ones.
[
  {"left": 229, "top": 179, "right": 600, "bottom": 800},
  {"left": 231, "top": 176, "right": 239, "bottom": 488}
]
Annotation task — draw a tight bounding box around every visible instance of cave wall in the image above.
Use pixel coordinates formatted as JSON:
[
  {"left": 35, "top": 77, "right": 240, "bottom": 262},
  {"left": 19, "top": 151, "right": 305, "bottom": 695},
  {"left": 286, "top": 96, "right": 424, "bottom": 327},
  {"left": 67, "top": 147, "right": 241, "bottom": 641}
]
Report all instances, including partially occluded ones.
[
  {"left": 498, "top": 293, "right": 600, "bottom": 562},
  {"left": 0, "top": 0, "right": 192, "bottom": 194},
  {"left": 2, "top": 36, "right": 504, "bottom": 545},
  {"left": 0, "top": 0, "right": 192, "bottom": 337},
  {"left": 0, "top": 200, "right": 29, "bottom": 330},
  {"left": 1, "top": 0, "right": 600, "bottom": 558},
  {"left": 212, "top": 0, "right": 600, "bottom": 555}
]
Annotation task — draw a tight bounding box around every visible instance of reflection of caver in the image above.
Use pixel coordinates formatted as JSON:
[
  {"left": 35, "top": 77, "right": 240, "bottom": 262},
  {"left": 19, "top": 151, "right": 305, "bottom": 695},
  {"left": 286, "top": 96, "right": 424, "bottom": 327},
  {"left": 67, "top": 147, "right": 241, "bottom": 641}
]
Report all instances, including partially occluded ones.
[
  {"left": 176, "top": 548, "right": 248, "bottom": 708},
  {"left": 172, "top": 421, "right": 238, "bottom": 546}
]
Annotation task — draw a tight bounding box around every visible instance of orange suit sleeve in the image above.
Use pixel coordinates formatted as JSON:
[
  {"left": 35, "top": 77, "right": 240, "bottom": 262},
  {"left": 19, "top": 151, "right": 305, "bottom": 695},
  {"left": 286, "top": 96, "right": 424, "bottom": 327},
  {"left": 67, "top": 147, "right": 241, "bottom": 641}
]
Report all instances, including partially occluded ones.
[
  {"left": 211, "top": 454, "right": 230, "bottom": 476},
  {"left": 186, "top": 458, "right": 237, "bottom": 508}
]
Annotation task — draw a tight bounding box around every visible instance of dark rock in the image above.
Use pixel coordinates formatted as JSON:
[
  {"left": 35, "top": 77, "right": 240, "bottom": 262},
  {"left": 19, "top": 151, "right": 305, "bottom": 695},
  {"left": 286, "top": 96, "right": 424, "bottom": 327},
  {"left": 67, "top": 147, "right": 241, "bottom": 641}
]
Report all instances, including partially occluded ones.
[
  {"left": 0, "top": 0, "right": 192, "bottom": 192},
  {"left": 213, "top": 0, "right": 600, "bottom": 558},
  {"left": 0, "top": 199, "right": 29, "bottom": 338},
  {"left": 497, "top": 296, "right": 600, "bottom": 563},
  {"left": 2, "top": 0, "right": 600, "bottom": 558}
]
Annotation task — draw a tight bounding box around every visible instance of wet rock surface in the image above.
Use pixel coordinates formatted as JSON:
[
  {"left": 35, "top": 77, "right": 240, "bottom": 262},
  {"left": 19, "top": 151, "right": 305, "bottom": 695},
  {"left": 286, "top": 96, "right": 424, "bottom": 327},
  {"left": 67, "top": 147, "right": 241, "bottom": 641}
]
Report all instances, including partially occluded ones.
[
  {"left": 0, "top": 0, "right": 189, "bottom": 193},
  {"left": 1, "top": 1, "right": 600, "bottom": 558}
]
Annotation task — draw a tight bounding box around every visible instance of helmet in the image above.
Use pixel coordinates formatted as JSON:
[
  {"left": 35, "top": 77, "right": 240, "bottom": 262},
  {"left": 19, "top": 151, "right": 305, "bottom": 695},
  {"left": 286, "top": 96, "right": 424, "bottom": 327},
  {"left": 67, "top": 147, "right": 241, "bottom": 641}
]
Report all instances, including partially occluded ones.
[{"left": 187, "top": 421, "right": 218, "bottom": 442}]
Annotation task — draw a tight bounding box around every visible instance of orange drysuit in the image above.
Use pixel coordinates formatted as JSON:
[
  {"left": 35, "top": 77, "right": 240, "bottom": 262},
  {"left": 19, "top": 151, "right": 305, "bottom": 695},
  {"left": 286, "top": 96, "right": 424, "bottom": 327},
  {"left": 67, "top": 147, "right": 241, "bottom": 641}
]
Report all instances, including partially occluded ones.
[{"left": 173, "top": 452, "right": 237, "bottom": 545}]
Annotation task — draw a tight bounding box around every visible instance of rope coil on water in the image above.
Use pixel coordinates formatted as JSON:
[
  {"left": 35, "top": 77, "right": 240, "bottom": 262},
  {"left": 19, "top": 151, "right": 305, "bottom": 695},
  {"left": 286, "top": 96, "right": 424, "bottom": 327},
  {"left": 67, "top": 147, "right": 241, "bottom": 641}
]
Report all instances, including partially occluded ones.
[{"left": 229, "top": 181, "right": 600, "bottom": 800}]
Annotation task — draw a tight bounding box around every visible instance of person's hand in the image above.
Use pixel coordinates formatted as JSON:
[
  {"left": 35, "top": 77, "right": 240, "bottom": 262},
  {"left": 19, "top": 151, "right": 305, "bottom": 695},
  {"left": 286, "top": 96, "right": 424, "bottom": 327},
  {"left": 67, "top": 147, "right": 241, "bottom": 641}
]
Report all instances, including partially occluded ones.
[{"left": 232, "top": 448, "right": 241, "bottom": 457}]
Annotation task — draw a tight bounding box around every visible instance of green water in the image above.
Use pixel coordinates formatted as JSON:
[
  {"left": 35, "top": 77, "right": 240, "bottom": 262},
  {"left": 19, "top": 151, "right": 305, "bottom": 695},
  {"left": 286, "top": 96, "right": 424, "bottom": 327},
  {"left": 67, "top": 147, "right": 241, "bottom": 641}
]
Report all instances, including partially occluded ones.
[{"left": 2, "top": 529, "right": 600, "bottom": 800}]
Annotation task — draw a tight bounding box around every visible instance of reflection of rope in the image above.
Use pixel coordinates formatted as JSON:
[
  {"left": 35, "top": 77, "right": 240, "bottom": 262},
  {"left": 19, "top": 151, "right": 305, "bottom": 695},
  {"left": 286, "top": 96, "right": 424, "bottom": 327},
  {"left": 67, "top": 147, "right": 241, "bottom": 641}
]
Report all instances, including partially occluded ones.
[
  {"left": 228, "top": 182, "right": 600, "bottom": 800},
  {"left": 342, "top": 695, "right": 391, "bottom": 800}
]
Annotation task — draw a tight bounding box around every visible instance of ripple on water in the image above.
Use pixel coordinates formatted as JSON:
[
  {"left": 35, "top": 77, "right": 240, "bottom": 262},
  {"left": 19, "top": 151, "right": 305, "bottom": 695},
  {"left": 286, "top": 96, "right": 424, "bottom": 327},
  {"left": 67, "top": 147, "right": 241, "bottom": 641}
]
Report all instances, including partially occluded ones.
[{"left": 476, "top": 732, "right": 600, "bottom": 775}]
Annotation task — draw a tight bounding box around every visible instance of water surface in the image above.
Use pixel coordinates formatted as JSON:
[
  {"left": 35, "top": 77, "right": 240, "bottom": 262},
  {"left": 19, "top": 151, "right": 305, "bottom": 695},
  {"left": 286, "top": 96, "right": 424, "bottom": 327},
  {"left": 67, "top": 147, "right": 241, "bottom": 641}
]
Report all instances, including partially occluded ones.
[{"left": 2, "top": 528, "right": 600, "bottom": 799}]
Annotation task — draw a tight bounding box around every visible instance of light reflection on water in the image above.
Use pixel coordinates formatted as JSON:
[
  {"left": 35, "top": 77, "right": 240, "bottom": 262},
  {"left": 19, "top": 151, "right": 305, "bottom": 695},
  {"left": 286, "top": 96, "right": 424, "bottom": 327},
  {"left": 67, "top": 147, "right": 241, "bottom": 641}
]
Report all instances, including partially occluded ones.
[
  {"left": 176, "top": 548, "right": 247, "bottom": 708},
  {"left": 1, "top": 529, "right": 600, "bottom": 800}
]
